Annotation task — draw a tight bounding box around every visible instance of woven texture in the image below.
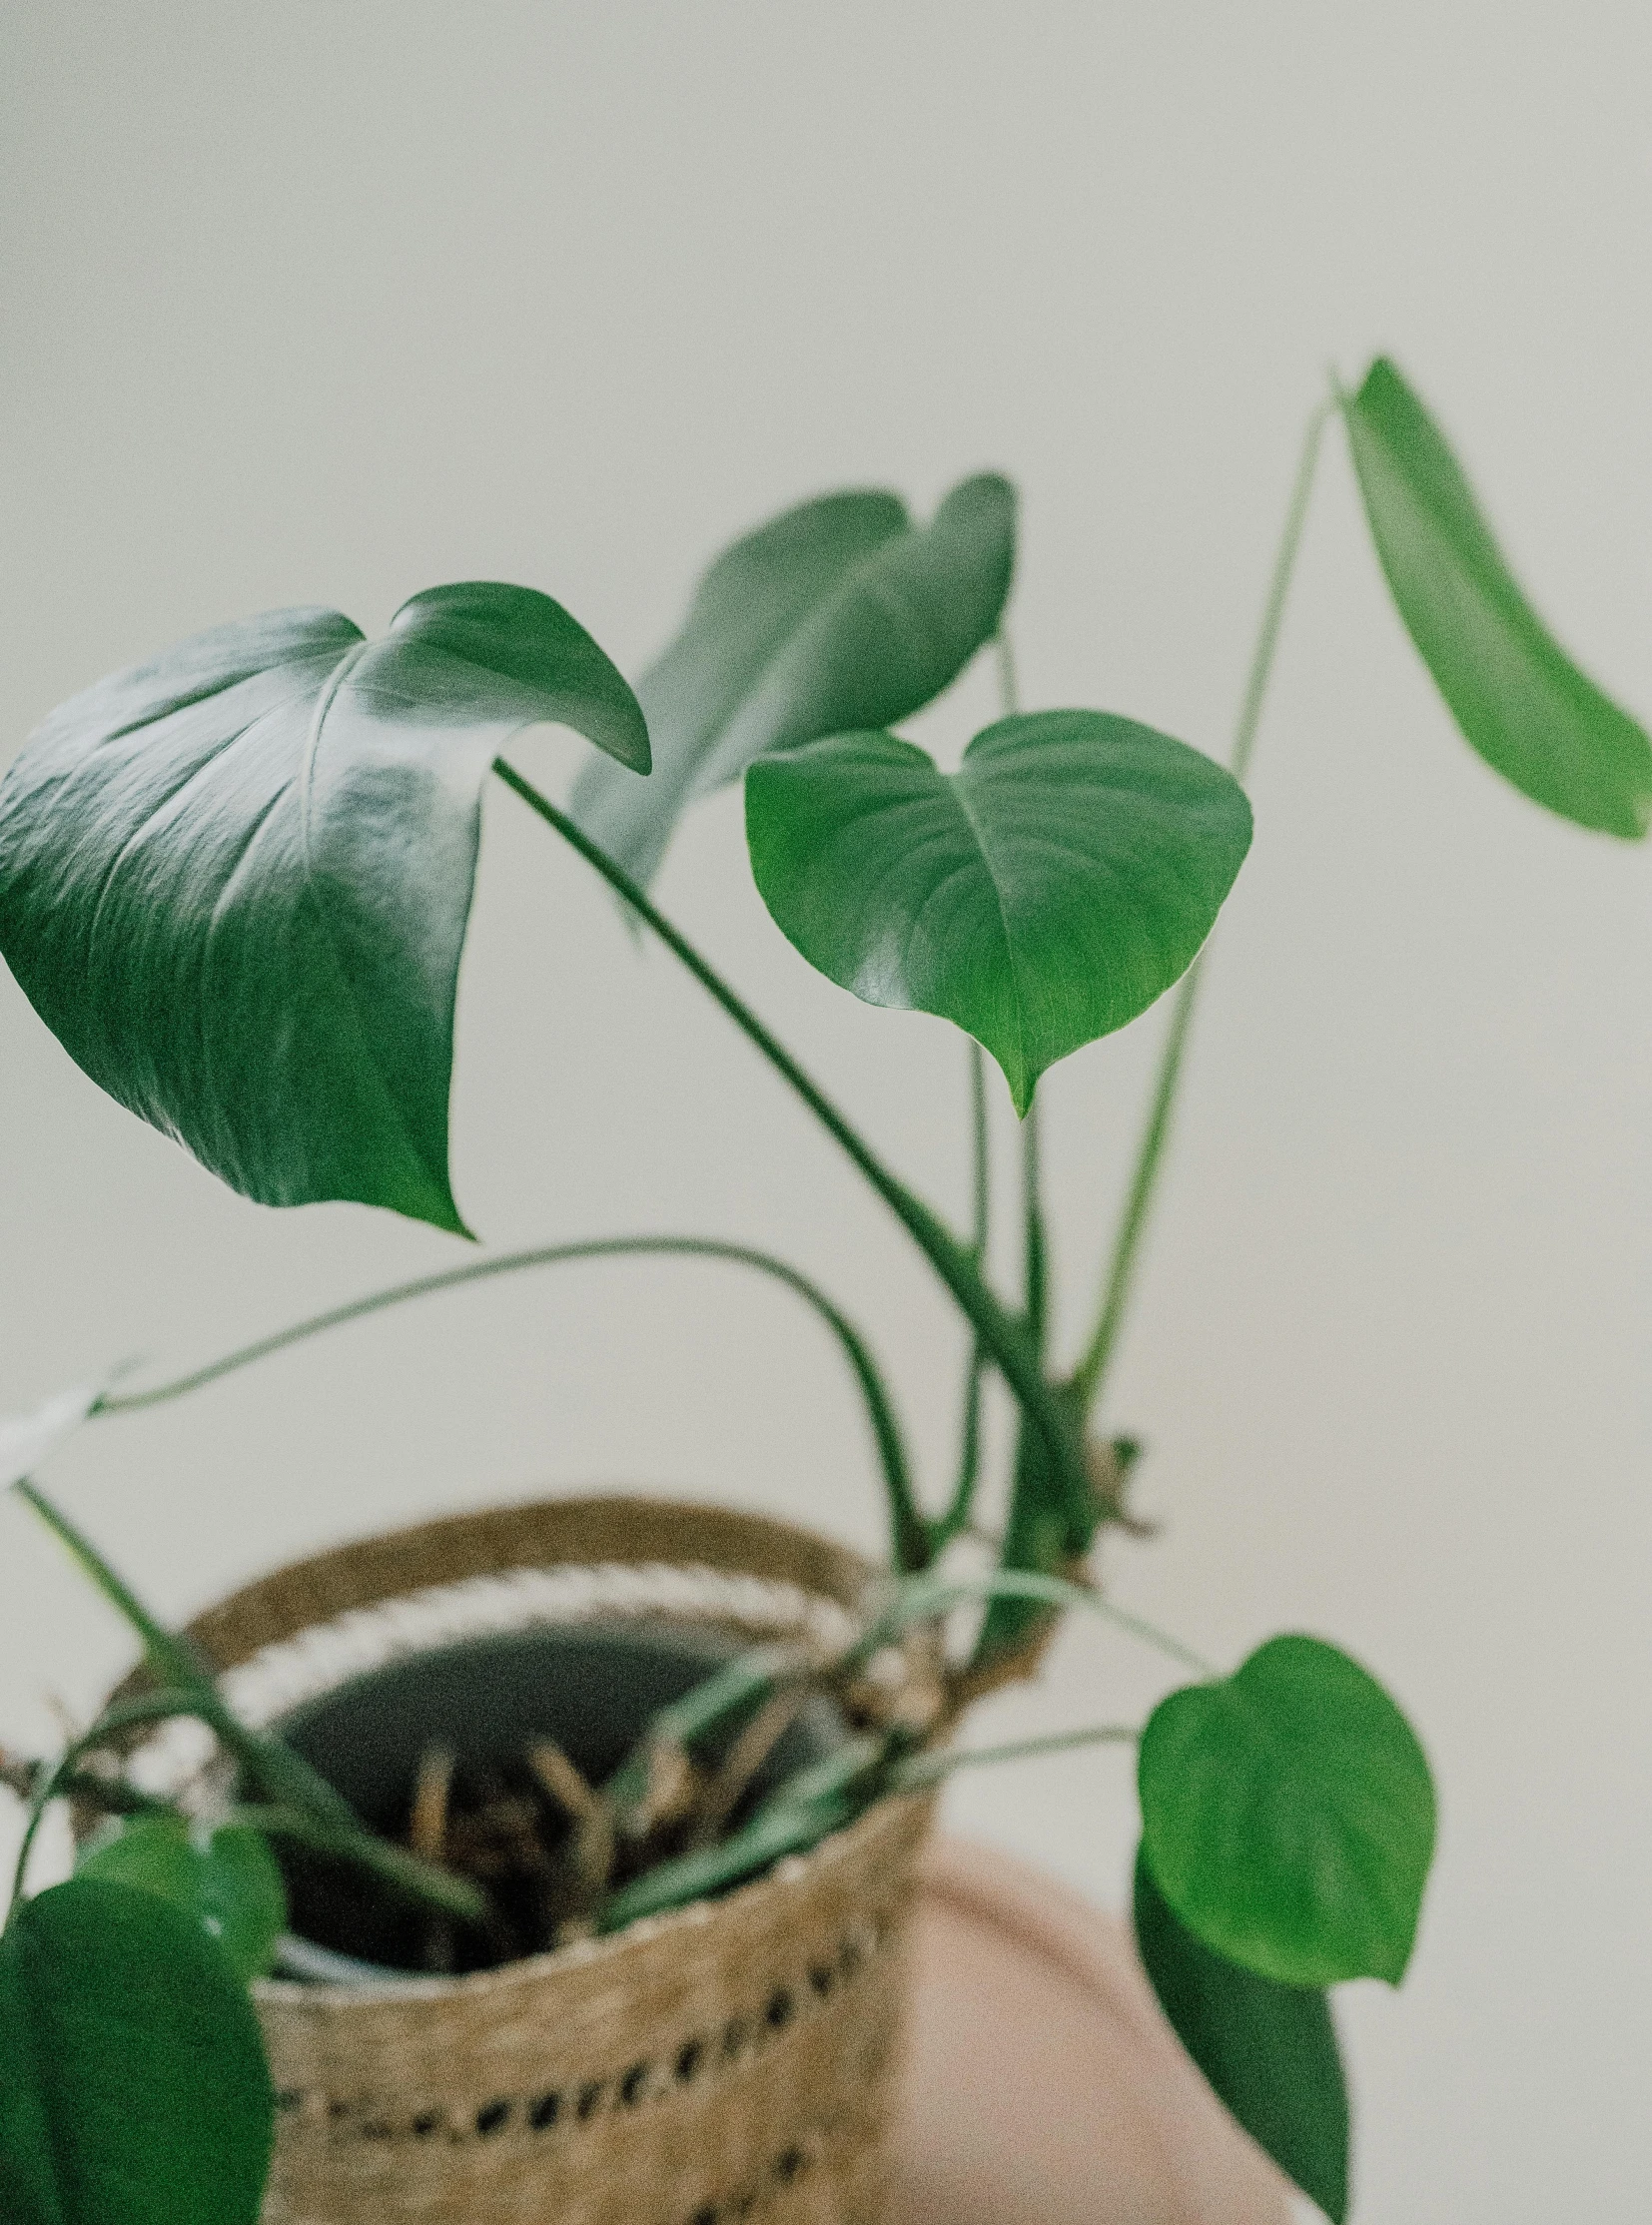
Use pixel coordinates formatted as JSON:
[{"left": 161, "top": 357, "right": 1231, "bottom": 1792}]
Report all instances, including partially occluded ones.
[{"left": 155, "top": 1497, "right": 937, "bottom": 2225}]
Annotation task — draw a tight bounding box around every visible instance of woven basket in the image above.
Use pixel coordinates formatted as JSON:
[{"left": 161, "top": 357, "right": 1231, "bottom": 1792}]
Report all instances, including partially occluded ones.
[{"left": 122, "top": 1496, "right": 939, "bottom": 2225}]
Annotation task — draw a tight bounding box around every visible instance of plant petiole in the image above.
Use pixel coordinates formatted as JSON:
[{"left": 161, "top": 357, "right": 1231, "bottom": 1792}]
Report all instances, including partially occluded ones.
[
  {"left": 884, "top": 1720, "right": 1138, "bottom": 1792},
  {"left": 492, "top": 756, "right": 1092, "bottom": 1530},
  {"left": 95, "top": 1233, "right": 926, "bottom": 1573},
  {"left": 1073, "top": 393, "right": 1334, "bottom": 1414}
]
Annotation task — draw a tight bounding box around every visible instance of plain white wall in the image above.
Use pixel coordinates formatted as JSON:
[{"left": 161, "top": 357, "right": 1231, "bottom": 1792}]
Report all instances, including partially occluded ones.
[{"left": 2, "top": 6, "right": 1648, "bottom": 2216}]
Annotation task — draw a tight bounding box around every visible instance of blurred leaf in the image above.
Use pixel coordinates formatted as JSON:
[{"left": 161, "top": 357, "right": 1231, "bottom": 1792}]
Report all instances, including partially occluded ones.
[
  {"left": 1134, "top": 1852, "right": 1348, "bottom": 2222},
  {"left": 78, "top": 1817, "right": 287, "bottom": 1982},
  {"left": 0, "top": 586, "right": 649, "bottom": 1233},
  {"left": 0, "top": 1877, "right": 273, "bottom": 2225},
  {"left": 1345, "top": 358, "right": 1652, "bottom": 837},
  {"left": 0, "top": 1380, "right": 106, "bottom": 1492},
  {"left": 746, "top": 712, "right": 1251, "bottom": 1112},
  {"left": 570, "top": 474, "right": 1015, "bottom": 887},
  {"left": 1139, "top": 1634, "right": 1435, "bottom": 1987}
]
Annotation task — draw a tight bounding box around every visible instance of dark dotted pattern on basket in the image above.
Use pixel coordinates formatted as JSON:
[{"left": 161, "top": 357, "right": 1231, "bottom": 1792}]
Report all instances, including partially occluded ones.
[{"left": 273, "top": 1908, "right": 891, "bottom": 2148}]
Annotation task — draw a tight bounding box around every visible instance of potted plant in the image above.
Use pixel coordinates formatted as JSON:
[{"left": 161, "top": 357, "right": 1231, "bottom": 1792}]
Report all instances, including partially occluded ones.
[{"left": 0, "top": 357, "right": 1644, "bottom": 2225}]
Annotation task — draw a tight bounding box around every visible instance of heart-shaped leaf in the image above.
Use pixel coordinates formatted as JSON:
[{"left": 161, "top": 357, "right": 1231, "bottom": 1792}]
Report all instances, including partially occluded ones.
[
  {"left": 77, "top": 1817, "right": 287, "bottom": 1982},
  {"left": 1345, "top": 358, "right": 1652, "bottom": 837},
  {"left": 1138, "top": 1634, "right": 1435, "bottom": 1988},
  {"left": 745, "top": 712, "right": 1251, "bottom": 1112},
  {"left": 0, "top": 585, "right": 649, "bottom": 1232},
  {"left": 0, "top": 1877, "right": 273, "bottom": 2225},
  {"left": 570, "top": 474, "right": 1015, "bottom": 887},
  {"left": 1134, "top": 1852, "right": 1348, "bottom": 2222}
]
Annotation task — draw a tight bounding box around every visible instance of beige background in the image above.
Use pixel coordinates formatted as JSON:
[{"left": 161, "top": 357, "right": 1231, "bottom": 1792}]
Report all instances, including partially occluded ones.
[{"left": 2, "top": 6, "right": 1648, "bottom": 2216}]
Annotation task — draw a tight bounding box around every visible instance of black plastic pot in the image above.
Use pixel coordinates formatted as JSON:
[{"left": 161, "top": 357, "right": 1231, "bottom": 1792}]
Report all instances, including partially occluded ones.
[{"left": 268, "top": 1616, "right": 846, "bottom": 1983}]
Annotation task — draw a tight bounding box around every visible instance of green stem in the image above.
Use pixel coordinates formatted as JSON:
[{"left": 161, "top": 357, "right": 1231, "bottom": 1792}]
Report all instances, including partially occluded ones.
[
  {"left": 1023, "top": 1090, "right": 1049, "bottom": 1357},
  {"left": 850, "top": 1566, "right": 1215, "bottom": 1678},
  {"left": 1072, "top": 395, "right": 1332, "bottom": 1411},
  {"left": 98, "top": 1236, "right": 927, "bottom": 1575},
  {"left": 493, "top": 757, "right": 1086, "bottom": 1516},
  {"left": 12, "top": 1480, "right": 485, "bottom": 1923},
  {"left": 932, "top": 1046, "right": 991, "bottom": 1551},
  {"left": 886, "top": 1720, "right": 1138, "bottom": 1792}
]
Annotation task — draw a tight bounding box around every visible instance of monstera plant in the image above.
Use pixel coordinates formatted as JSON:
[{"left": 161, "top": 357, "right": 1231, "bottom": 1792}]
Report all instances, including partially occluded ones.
[{"left": 0, "top": 358, "right": 1645, "bottom": 2225}]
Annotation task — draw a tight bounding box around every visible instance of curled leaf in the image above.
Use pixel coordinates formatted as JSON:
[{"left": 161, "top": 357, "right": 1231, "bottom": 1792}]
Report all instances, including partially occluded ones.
[{"left": 571, "top": 474, "right": 1016, "bottom": 887}]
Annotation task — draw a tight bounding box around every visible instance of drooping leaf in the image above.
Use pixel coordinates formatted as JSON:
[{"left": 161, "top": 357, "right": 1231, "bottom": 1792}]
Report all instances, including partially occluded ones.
[
  {"left": 570, "top": 475, "right": 1016, "bottom": 887},
  {"left": 1134, "top": 1852, "right": 1349, "bottom": 2222},
  {"left": 0, "top": 1877, "right": 273, "bottom": 2225},
  {"left": 0, "top": 585, "right": 650, "bottom": 1232},
  {"left": 1344, "top": 358, "right": 1652, "bottom": 837},
  {"left": 77, "top": 1816, "right": 287, "bottom": 1981},
  {"left": 1138, "top": 1634, "right": 1435, "bottom": 1988},
  {"left": 746, "top": 712, "right": 1251, "bottom": 1112}
]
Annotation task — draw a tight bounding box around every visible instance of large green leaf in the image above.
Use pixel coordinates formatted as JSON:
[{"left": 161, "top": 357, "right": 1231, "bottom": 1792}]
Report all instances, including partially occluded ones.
[
  {"left": 569, "top": 474, "right": 1015, "bottom": 887},
  {"left": 0, "top": 1877, "right": 273, "bottom": 2225},
  {"left": 0, "top": 585, "right": 649, "bottom": 1232},
  {"left": 745, "top": 712, "right": 1251, "bottom": 1112},
  {"left": 1345, "top": 358, "right": 1652, "bottom": 837},
  {"left": 77, "top": 1816, "right": 287, "bottom": 1982},
  {"left": 1134, "top": 1853, "right": 1348, "bottom": 2223},
  {"left": 1138, "top": 1635, "right": 1435, "bottom": 1988}
]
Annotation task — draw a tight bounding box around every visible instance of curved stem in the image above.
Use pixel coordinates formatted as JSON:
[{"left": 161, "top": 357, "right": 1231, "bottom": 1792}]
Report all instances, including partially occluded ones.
[
  {"left": 97, "top": 1236, "right": 927, "bottom": 1572},
  {"left": 1073, "top": 395, "right": 1332, "bottom": 1412},
  {"left": 492, "top": 757, "right": 1086, "bottom": 1511}
]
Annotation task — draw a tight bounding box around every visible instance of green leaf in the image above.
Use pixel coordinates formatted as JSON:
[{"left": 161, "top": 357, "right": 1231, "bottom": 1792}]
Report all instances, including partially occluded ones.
[
  {"left": 0, "top": 1877, "right": 273, "bottom": 2225},
  {"left": 77, "top": 1816, "right": 287, "bottom": 1982},
  {"left": 1344, "top": 358, "right": 1652, "bottom": 838},
  {"left": 1138, "top": 1634, "right": 1435, "bottom": 1988},
  {"left": 1134, "top": 1852, "right": 1348, "bottom": 2222},
  {"left": 745, "top": 712, "right": 1251, "bottom": 1112},
  {"left": 0, "top": 585, "right": 649, "bottom": 1233},
  {"left": 569, "top": 474, "right": 1016, "bottom": 887}
]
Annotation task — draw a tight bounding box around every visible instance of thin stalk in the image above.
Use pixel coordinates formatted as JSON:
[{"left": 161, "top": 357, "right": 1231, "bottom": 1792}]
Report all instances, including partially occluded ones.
[
  {"left": 849, "top": 1565, "right": 1215, "bottom": 1678},
  {"left": 1072, "top": 396, "right": 1333, "bottom": 1411},
  {"left": 13, "top": 1479, "right": 485, "bottom": 1922},
  {"left": 1023, "top": 1090, "right": 1049, "bottom": 1356},
  {"left": 886, "top": 1721, "right": 1138, "bottom": 1792},
  {"left": 932, "top": 1045, "right": 991, "bottom": 1550},
  {"left": 492, "top": 757, "right": 1086, "bottom": 1513},
  {"left": 98, "top": 1236, "right": 928, "bottom": 1574}
]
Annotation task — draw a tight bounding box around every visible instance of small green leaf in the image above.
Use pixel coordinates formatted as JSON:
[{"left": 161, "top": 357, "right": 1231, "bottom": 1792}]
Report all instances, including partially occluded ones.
[
  {"left": 77, "top": 1816, "right": 287, "bottom": 1981},
  {"left": 0, "top": 1877, "right": 273, "bottom": 2225},
  {"left": 1134, "top": 1852, "right": 1348, "bottom": 2223},
  {"left": 570, "top": 474, "right": 1016, "bottom": 887},
  {"left": 1344, "top": 358, "right": 1652, "bottom": 838},
  {"left": 1139, "top": 1635, "right": 1435, "bottom": 1988},
  {"left": 746, "top": 712, "right": 1251, "bottom": 1112},
  {"left": 0, "top": 585, "right": 649, "bottom": 1233}
]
